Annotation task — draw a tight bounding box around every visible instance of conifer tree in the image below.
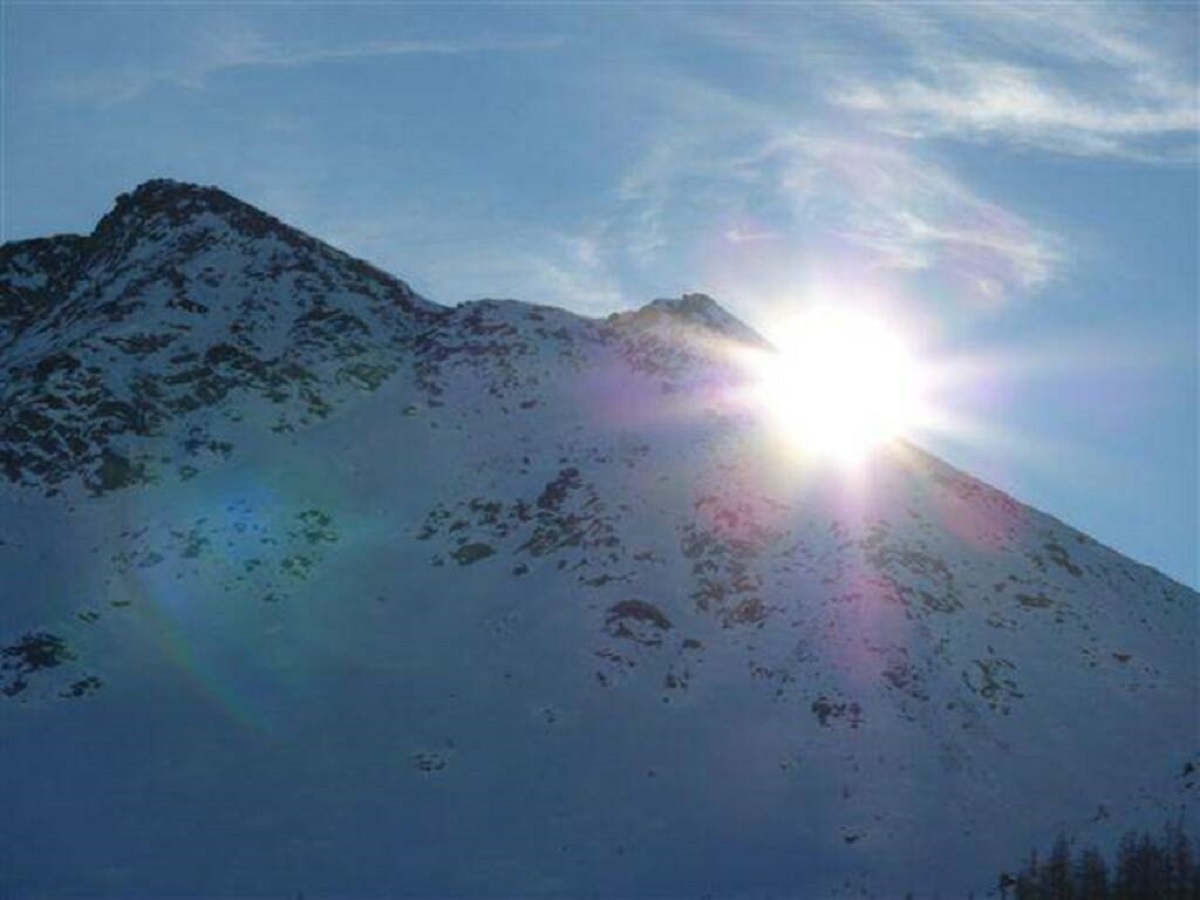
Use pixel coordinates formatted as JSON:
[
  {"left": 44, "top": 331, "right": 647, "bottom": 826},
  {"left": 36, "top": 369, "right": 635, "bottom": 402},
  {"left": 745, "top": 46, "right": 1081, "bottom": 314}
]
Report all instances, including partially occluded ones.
[
  {"left": 1001, "top": 821, "right": 1199, "bottom": 900},
  {"left": 1075, "top": 846, "right": 1108, "bottom": 900}
]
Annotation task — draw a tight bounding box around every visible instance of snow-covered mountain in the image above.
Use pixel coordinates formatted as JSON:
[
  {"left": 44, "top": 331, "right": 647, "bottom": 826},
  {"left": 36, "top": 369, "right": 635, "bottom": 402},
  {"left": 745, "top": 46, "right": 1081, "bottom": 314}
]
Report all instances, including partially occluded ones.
[
  {"left": 0, "top": 180, "right": 438, "bottom": 494},
  {"left": 2, "top": 180, "right": 1195, "bottom": 899}
]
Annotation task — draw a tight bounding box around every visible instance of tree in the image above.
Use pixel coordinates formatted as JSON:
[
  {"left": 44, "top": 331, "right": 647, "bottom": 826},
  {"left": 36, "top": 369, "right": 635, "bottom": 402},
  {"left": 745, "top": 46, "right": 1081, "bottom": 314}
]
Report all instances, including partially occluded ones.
[
  {"left": 1044, "top": 835, "right": 1076, "bottom": 900},
  {"left": 1003, "top": 821, "right": 1199, "bottom": 900},
  {"left": 1075, "top": 846, "right": 1108, "bottom": 900}
]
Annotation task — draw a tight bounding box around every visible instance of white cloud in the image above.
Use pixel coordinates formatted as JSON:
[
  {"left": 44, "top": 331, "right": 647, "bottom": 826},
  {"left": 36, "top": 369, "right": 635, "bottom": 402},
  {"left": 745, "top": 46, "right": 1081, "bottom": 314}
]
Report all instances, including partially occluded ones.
[
  {"left": 520, "top": 237, "right": 627, "bottom": 316},
  {"left": 832, "top": 2, "right": 1198, "bottom": 161},
  {"left": 776, "top": 134, "right": 1060, "bottom": 294},
  {"left": 211, "top": 34, "right": 567, "bottom": 71},
  {"left": 55, "top": 29, "right": 566, "bottom": 106},
  {"left": 722, "top": 227, "right": 781, "bottom": 245},
  {"left": 342, "top": 218, "right": 624, "bottom": 315},
  {"left": 609, "top": 75, "right": 782, "bottom": 264},
  {"left": 579, "top": 2, "right": 1195, "bottom": 313},
  {"left": 597, "top": 71, "right": 1060, "bottom": 308}
]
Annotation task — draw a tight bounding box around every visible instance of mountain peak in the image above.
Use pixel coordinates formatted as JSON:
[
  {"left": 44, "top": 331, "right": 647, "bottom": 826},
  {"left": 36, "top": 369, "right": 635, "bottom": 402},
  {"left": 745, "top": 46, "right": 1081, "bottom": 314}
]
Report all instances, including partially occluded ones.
[
  {"left": 126, "top": 177, "right": 226, "bottom": 205},
  {"left": 0, "top": 177, "right": 440, "bottom": 493},
  {"left": 113, "top": 178, "right": 242, "bottom": 218},
  {"left": 646, "top": 292, "right": 725, "bottom": 316},
  {"left": 92, "top": 178, "right": 284, "bottom": 244},
  {"left": 614, "top": 293, "right": 768, "bottom": 347}
]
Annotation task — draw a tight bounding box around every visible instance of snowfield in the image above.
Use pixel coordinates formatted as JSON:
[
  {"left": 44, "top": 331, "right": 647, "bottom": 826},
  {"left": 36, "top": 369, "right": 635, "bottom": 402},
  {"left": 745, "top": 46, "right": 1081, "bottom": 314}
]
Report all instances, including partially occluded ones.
[{"left": 1, "top": 180, "right": 1195, "bottom": 898}]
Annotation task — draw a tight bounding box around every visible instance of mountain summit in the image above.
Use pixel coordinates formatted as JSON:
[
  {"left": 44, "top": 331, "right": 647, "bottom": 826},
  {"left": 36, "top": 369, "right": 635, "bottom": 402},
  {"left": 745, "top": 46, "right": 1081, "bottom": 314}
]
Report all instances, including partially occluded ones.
[
  {"left": 1, "top": 179, "right": 438, "bottom": 493},
  {"left": 613, "top": 292, "right": 771, "bottom": 347},
  {"left": 1, "top": 182, "right": 1195, "bottom": 899}
]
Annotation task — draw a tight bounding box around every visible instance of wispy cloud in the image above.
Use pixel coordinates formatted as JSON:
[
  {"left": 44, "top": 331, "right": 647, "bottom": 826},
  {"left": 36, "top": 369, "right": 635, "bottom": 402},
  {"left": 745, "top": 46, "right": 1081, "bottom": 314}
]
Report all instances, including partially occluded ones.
[
  {"left": 520, "top": 232, "right": 627, "bottom": 316},
  {"left": 56, "top": 29, "right": 566, "bottom": 106},
  {"left": 776, "top": 135, "right": 1060, "bottom": 295},
  {"left": 722, "top": 226, "right": 781, "bottom": 245},
  {"left": 206, "top": 33, "right": 567, "bottom": 74},
  {"left": 832, "top": 2, "right": 1198, "bottom": 161},
  {"left": 578, "top": 1, "right": 1196, "bottom": 316},
  {"left": 327, "top": 212, "right": 624, "bottom": 314},
  {"left": 414, "top": 231, "right": 624, "bottom": 315},
  {"left": 598, "top": 72, "right": 1060, "bottom": 310}
]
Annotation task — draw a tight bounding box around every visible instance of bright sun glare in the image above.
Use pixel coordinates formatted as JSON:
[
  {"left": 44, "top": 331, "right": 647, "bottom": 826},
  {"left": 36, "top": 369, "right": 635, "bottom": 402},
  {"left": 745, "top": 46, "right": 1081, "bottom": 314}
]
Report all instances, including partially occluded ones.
[{"left": 754, "top": 307, "right": 926, "bottom": 464}]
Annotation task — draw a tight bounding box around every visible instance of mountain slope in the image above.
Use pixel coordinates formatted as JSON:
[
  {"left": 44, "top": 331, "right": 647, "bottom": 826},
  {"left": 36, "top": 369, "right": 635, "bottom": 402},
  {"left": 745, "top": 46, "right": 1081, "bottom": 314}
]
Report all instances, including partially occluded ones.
[
  {"left": 0, "top": 179, "right": 439, "bottom": 494},
  {"left": 1, "top": 182, "right": 1195, "bottom": 899}
]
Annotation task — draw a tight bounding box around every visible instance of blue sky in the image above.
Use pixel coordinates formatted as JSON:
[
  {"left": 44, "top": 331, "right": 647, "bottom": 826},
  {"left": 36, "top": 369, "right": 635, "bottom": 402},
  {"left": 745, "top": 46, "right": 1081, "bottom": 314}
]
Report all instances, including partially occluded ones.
[{"left": 2, "top": 2, "right": 1197, "bottom": 586}]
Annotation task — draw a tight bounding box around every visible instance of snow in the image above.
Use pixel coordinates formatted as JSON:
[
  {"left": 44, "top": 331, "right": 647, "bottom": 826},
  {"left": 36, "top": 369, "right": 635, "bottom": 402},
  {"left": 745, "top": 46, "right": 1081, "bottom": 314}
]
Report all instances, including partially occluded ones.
[{"left": 0, "top": 180, "right": 1195, "bottom": 898}]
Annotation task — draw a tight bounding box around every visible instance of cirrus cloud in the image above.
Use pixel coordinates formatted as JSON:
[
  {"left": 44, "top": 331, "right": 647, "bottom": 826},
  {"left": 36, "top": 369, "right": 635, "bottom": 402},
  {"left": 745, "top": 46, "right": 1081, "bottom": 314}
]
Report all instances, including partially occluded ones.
[
  {"left": 832, "top": 2, "right": 1198, "bottom": 161},
  {"left": 54, "top": 27, "right": 567, "bottom": 107}
]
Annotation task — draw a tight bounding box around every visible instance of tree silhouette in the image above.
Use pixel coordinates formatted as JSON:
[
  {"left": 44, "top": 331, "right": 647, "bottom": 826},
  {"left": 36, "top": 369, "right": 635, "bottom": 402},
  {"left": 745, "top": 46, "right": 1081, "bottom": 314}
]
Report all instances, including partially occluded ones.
[{"left": 999, "top": 820, "right": 1198, "bottom": 900}]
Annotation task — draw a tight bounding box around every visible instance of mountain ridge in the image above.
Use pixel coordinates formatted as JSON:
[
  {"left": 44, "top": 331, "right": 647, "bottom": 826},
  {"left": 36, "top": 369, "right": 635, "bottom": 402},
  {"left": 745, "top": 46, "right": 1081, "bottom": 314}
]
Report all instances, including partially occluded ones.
[
  {"left": 1, "top": 179, "right": 1188, "bottom": 588},
  {"left": 0, "top": 179, "right": 769, "bottom": 498}
]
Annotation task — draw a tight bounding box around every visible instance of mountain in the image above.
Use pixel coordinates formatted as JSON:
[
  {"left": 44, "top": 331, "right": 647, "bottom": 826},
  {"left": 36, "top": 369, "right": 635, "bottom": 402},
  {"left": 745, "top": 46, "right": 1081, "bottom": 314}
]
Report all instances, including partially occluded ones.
[
  {"left": 0, "top": 179, "right": 438, "bottom": 494},
  {"left": 1, "top": 181, "right": 1195, "bottom": 899}
]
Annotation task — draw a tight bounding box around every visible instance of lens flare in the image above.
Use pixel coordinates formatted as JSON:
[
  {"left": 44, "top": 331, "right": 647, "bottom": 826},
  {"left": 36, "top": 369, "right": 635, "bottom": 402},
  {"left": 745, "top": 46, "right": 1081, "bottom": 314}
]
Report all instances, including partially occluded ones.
[{"left": 752, "top": 307, "right": 928, "bottom": 464}]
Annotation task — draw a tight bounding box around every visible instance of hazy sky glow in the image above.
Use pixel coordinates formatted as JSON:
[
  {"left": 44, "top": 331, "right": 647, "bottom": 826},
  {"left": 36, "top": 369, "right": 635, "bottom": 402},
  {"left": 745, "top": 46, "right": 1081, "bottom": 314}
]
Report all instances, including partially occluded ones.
[{"left": 2, "top": 2, "right": 1197, "bottom": 585}]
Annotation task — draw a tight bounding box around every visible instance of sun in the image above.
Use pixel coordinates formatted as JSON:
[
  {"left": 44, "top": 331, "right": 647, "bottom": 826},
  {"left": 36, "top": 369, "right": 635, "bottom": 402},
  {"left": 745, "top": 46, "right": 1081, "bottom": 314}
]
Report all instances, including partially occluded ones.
[{"left": 752, "top": 307, "right": 926, "bottom": 464}]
